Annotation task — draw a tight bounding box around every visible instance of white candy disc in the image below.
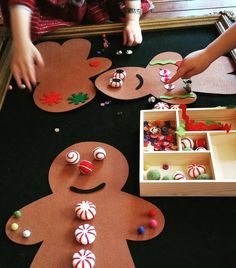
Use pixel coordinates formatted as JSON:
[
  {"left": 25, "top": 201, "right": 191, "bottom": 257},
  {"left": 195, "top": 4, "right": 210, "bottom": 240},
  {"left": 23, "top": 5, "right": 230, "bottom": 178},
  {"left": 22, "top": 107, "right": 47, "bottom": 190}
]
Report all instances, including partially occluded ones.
[
  {"left": 164, "top": 83, "right": 175, "bottom": 90},
  {"left": 174, "top": 171, "right": 186, "bottom": 180},
  {"left": 75, "top": 224, "right": 96, "bottom": 245},
  {"left": 153, "top": 102, "right": 169, "bottom": 110},
  {"left": 93, "top": 147, "right": 106, "bottom": 160},
  {"left": 75, "top": 201, "right": 96, "bottom": 220},
  {"left": 195, "top": 147, "right": 207, "bottom": 151},
  {"left": 66, "top": 150, "right": 80, "bottom": 164},
  {"left": 72, "top": 250, "right": 95, "bottom": 268},
  {"left": 187, "top": 164, "right": 206, "bottom": 178},
  {"left": 23, "top": 230, "right": 31, "bottom": 238}
]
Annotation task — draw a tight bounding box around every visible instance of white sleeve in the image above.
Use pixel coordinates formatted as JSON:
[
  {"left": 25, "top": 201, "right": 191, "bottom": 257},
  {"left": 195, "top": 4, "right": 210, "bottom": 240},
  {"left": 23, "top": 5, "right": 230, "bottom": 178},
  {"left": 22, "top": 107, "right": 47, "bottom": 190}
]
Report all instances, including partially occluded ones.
[{"left": 10, "top": 4, "right": 32, "bottom": 14}]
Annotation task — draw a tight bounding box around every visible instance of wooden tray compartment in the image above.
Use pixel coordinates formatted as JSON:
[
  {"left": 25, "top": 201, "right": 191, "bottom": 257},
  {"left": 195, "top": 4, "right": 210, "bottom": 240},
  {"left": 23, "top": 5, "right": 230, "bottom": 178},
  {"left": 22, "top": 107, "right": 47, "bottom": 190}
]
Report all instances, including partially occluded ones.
[{"left": 140, "top": 107, "right": 236, "bottom": 196}]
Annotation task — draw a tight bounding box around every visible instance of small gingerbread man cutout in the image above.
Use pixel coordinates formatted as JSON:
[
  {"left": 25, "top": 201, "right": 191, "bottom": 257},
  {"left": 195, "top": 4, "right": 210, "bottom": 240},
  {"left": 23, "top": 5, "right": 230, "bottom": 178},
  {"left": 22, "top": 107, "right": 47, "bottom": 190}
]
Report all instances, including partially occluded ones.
[{"left": 6, "top": 142, "right": 165, "bottom": 267}]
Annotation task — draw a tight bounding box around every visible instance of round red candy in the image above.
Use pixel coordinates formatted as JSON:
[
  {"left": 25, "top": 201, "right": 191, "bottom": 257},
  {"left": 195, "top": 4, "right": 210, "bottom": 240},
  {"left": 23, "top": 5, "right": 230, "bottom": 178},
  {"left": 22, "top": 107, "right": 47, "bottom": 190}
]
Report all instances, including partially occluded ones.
[
  {"left": 149, "top": 219, "right": 158, "bottom": 228},
  {"left": 148, "top": 208, "right": 157, "bottom": 217},
  {"left": 89, "top": 60, "right": 100, "bottom": 67},
  {"left": 79, "top": 160, "right": 94, "bottom": 174}
]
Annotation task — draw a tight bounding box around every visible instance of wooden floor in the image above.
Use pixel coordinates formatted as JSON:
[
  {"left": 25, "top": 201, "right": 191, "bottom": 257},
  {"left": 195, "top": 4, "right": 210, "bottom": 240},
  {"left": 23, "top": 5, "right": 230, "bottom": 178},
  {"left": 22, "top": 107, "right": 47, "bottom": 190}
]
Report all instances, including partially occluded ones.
[{"left": 0, "top": 0, "right": 236, "bottom": 24}]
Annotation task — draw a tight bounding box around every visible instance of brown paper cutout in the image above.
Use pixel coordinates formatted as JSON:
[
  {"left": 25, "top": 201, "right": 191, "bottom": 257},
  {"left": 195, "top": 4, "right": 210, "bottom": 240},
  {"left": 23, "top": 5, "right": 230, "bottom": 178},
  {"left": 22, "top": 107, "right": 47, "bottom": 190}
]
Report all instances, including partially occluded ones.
[
  {"left": 191, "top": 56, "right": 236, "bottom": 94},
  {"left": 33, "top": 39, "right": 112, "bottom": 112},
  {"left": 95, "top": 52, "right": 197, "bottom": 105},
  {"left": 5, "top": 142, "right": 165, "bottom": 268}
]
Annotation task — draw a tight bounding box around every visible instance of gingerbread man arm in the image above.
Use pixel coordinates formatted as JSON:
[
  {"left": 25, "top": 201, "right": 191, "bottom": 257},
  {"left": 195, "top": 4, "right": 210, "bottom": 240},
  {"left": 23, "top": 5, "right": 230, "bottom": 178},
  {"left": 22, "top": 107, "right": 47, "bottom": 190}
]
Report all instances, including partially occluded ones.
[
  {"left": 5, "top": 194, "right": 54, "bottom": 245},
  {"left": 118, "top": 193, "right": 165, "bottom": 241}
]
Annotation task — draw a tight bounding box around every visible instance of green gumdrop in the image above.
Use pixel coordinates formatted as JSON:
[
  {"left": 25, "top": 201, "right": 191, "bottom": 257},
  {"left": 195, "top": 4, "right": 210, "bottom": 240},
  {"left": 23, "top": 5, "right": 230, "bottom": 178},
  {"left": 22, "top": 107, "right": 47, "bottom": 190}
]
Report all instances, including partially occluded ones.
[
  {"left": 162, "top": 175, "right": 174, "bottom": 180},
  {"left": 147, "top": 169, "right": 161, "bottom": 180},
  {"left": 196, "top": 173, "right": 211, "bottom": 180}
]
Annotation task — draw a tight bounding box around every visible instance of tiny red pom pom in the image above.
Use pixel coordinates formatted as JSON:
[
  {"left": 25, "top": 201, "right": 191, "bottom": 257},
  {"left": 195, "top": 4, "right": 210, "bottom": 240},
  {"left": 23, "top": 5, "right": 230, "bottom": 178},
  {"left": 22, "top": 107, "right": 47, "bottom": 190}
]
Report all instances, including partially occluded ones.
[
  {"left": 148, "top": 208, "right": 156, "bottom": 217},
  {"left": 149, "top": 219, "right": 158, "bottom": 228},
  {"left": 89, "top": 60, "right": 100, "bottom": 67}
]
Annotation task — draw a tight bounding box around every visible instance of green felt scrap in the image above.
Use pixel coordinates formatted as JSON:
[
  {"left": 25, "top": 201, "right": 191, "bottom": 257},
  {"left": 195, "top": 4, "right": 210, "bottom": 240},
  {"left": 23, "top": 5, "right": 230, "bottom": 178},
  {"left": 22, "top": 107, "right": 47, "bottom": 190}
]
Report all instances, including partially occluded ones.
[
  {"left": 160, "top": 93, "right": 195, "bottom": 99},
  {"left": 149, "top": 60, "right": 176, "bottom": 66},
  {"left": 68, "top": 93, "right": 89, "bottom": 105}
]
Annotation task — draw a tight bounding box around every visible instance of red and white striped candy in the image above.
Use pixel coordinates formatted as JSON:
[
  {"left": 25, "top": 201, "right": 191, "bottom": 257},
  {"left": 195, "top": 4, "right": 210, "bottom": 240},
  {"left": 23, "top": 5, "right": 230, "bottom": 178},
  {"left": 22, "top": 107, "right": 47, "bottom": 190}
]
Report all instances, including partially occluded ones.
[
  {"left": 187, "top": 164, "right": 206, "bottom": 178},
  {"left": 93, "top": 147, "right": 106, "bottom": 160},
  {"left": 66, "top": 150, "right": 80, "bottom": 164},
  {"left": 109, "top": 77, "right": 123, "bottom": 88},
  {"left": 153, "top": 102, "right": 169, "bottom": 110},
  {"left": 75, "top": 224, "right": 96, "bottom": 245},
  {"left": 160, "top": 76, "right": 171, "bottom": 83},
  {"left": 170, "top": 104, "right": 179, "bottom": 109},
  {"left": 159, "top": 69, "right": 171, "bottom": 76},
  {"left": 72, "top": 250, "right": 95, "bottom": 268},
  {"left": 195, "top": 147, "right": 207, "bottom": 151},
  {"left": 75, "top": 201, "right": 96, "bottom": 220},
  {"left": 181, "top": 137, "right": 194, "bottom": 149},
  {"left": 174, "top": 171, "right": 186, "bottom": 180},
  {"left": 79, "top": 160, "right": 94, "bottom": 174},
  {"left": 113, "top": 69, "right": 127, "bottom": 80}
]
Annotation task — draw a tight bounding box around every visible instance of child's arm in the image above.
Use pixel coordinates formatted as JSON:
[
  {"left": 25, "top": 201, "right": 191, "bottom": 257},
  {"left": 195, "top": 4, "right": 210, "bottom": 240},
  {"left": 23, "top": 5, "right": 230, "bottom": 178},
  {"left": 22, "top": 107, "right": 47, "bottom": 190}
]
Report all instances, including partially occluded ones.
[
  {"left": 123, "top": 0, "right": 142, "bottom": 47},
  {"left": 168, "top": 22, "right": 236, "bottom": 83},
  {"left": 10, "top": 5, "right": 44, "bottom": 90}
]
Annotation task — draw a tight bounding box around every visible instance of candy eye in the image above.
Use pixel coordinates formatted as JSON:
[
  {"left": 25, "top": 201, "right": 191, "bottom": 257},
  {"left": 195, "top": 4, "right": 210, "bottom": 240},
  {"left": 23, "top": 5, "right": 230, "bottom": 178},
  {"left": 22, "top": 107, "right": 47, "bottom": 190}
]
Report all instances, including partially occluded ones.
[
  {"left": 66, "top": 150, "right": 80, "bottom": 164},
  {"left": 109, "top": 77, "right": 123, "bottom": 88},
  {"left": 112, "top": 69, "right": 127, "bottom": 80},
  {"left": 93, "top": 147, "right": 106, "bottom": 160}
]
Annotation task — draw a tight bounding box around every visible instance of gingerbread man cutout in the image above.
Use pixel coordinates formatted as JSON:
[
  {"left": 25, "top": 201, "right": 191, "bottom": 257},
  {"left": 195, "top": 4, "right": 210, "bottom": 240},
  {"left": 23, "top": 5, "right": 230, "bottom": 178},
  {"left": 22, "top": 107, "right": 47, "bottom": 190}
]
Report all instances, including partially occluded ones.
[
  {"left": 33, "top": 39, "right": 112, "bottom": 112},
  {"left": 6, "top": 142, "right": 165, "bottom": 267},
  {"left": 95, "top": 52, "right": 197, "bottom": 105}
]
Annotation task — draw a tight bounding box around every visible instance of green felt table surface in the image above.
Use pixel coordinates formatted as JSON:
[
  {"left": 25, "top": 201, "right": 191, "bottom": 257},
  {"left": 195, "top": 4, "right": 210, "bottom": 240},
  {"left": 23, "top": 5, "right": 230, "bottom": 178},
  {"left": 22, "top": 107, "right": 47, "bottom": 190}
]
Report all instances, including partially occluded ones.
[{"left": 0, "top": 26, "right": 236, "bottom": 268}]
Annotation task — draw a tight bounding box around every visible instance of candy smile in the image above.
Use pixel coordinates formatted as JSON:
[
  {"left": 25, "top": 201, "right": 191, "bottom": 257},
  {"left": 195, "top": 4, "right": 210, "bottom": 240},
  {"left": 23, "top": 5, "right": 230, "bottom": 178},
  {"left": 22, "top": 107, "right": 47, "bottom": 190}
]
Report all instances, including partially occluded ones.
[
  {"left": 136, "top": 74, "right": 144, "bottom": 90},
  {"left": 70, "top": 182, "right": 106, "bottom": 194}
]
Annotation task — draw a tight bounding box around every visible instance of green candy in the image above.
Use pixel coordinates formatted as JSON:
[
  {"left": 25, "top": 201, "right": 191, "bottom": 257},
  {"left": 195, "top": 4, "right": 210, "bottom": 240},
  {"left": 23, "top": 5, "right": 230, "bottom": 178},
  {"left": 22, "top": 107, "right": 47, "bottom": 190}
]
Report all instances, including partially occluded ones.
[
  {"left": 13, "top": 210, "right": 22, "bottom": 218},
  {"left": 147, "top": 169, "right": 161, "bottom": 180},
  {"left": 196, "top": 173, "right": 211, "bottom": 180},
  {"left": 183, "top": 147, "right": 193, "bottom": 151},
  {"left": 162, "top": 175, "right": 174, "bottom": 180}
]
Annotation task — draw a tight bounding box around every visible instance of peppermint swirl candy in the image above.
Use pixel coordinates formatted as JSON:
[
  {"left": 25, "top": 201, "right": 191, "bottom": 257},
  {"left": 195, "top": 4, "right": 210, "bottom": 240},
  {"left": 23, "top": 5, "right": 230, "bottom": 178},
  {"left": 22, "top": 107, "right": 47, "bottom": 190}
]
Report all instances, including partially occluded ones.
[
  {"left": 72, "top": 249, "right": 95, "bottom": 268},
  {"left": 66, "top": 150, "right": 80, "bottom": 164},
  {"left": 75, "top": 201, "right": 96, "bottom": 220}
]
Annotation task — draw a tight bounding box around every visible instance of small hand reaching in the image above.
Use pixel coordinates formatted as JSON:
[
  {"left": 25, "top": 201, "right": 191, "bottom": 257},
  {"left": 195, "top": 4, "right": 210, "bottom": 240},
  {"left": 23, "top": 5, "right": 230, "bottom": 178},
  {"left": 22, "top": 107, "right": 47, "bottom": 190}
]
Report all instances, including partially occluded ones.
[
  {"left": 123, "top": 20, "right": 142, "bottom": 47},
  {"left": 11, "top": 39, "right": 44, "bottom": 91}
]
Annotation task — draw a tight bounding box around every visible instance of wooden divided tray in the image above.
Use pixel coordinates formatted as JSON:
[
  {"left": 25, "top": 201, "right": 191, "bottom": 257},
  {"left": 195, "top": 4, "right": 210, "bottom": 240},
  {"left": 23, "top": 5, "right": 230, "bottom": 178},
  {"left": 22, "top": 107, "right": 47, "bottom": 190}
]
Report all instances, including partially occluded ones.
[{"left": 140, "top": 107, "right": 236, "bottom": 196}]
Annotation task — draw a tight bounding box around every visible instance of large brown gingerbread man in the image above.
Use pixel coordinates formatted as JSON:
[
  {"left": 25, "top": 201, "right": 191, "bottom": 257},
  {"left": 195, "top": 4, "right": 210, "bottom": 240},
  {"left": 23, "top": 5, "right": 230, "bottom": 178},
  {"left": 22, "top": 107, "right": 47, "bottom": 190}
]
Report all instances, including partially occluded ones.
[
  {"left": 6, "top": 142, "right": 165, "bottom": 267},
  {"left": 33, "top": 39, "right": 112, "bottom": 113}
]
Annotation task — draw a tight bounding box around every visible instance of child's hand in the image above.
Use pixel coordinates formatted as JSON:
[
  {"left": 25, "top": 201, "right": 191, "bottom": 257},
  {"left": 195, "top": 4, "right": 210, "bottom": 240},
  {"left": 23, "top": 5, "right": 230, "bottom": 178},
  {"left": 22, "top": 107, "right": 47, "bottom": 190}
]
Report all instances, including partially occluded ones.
[
  {"left": 123, "top": 20, "right": 142, "bottom": 47},
  {"left": 168, "top": 49, "right": 212, "bottom": 83},
  {"left": 11, "top": 39, "right": 44, "bottom": 90}
]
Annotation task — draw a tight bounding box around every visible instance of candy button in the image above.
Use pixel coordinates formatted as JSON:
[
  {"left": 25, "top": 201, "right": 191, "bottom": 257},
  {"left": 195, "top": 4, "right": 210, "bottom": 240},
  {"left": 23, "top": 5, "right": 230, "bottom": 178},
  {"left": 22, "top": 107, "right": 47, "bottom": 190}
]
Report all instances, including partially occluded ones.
[
  {"left": 161, "top": 76, "right": 171, "bottom": 83},
  {"left": 164, "top": 83, "right": 175, "bottom": 90},
  {"left": 159, "top": 69, "right": 171, "bottom": 76}
]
